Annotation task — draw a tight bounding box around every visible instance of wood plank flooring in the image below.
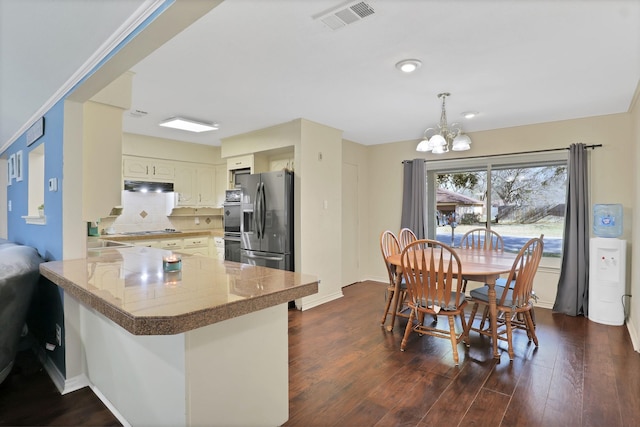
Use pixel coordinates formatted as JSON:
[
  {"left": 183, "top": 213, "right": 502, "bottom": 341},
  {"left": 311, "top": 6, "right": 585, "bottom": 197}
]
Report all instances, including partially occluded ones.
[
  {"left": 285, "top": 281, "right": 640, "bottom": 427},
  {"left": 1, "top": 280, "right": 639, "bottom": 426}
]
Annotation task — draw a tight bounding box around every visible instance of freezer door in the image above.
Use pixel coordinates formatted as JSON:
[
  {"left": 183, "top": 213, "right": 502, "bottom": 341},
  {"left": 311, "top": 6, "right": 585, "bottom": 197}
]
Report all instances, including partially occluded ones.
[
  {"left": 260, "top": 171, "right": 293, "bottom": 255},
  {"left": 240, "top": 173, "right": 262, "bottom": 251},
  {"left": 240, "top": 249, "right": 291, "bottom": 271}
]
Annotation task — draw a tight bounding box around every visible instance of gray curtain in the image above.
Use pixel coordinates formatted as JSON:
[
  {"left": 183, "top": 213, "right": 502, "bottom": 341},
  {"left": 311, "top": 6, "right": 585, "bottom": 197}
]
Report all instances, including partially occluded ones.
[
  {"left": 553, "top": 143, "right": 589, "bottom": 316},
  {"left": 400, "top": 159, "right": 426, "bottom": 239}
]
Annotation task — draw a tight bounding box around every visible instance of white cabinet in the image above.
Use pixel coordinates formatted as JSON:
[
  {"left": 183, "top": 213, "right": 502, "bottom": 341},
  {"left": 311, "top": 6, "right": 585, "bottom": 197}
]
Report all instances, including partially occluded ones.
[
  {"left": 181, "top": 236, "right": 210, "bottom": 256},
  {"left": 196, "top": 167, "right": 216, "bottom": 207},
  {"left": 174, "top": 163, "right": 221, "bottom": 208},
  {"left": 133, "top": 240, "right": 161, "bottom": 248},
  {"left": 174, "top": 164, "right": 197, "bottom": 206},
  {"left": 160, "top": 238, "right": 182, "bottom": 251},
  {"left": 130, "top": 235, "right": 212, "bottom": 257},
  {"left": 213, "top": 236, "right": 224, "bottom": 260},
  {"left": 226, "top": 154, "right": 254, "bottom": 171},
  {"left": 123, "top": 157, "right": 174, "bottom": 181}
]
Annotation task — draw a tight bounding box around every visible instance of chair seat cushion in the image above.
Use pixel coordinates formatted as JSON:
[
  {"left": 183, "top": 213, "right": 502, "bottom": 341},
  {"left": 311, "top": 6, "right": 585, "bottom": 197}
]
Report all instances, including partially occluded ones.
[
  {"left": 469, "top": 285, "right": 515, "bottom": 307},
  {"left": 416, "top": 291, "right": 466, "bottom": 311},
  {"left": 495, "top": 278, "right": 515, "bottom": 288}
]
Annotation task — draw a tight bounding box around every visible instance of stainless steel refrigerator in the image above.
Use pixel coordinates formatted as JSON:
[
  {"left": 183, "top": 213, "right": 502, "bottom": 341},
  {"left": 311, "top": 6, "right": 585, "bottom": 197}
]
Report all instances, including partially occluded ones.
[{"left": 240, "top": 170, "right": 293, "bottom": 271}]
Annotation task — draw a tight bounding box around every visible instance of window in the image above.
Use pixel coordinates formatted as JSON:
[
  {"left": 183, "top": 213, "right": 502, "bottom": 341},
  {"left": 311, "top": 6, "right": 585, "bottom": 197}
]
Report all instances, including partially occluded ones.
[{"left": 425, "top": 152, "right": 568, "bottom": 260}]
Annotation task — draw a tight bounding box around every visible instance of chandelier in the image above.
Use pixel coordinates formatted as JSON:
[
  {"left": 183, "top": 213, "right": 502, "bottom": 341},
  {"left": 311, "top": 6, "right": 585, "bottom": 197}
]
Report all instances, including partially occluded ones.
[{"left": 416, "top": 92, "right": 472, "bottom": 153}]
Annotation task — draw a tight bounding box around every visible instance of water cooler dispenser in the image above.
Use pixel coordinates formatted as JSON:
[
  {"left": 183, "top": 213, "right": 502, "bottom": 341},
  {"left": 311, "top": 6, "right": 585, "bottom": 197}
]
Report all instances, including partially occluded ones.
[{"left": 588, "top": 204, "right": 626, "bottom": 325}]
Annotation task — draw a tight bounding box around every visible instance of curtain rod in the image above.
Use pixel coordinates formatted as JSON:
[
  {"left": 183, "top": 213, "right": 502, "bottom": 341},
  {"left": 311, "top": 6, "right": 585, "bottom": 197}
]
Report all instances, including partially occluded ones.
[{"left": 402, "top": 144, "right": 603, "bottom": 163}]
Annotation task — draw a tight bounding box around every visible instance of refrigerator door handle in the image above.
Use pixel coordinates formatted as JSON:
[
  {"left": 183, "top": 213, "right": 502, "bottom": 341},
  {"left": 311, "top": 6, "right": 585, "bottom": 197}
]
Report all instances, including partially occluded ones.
[
  {"left": 254, "top": 181, "right": 262, "bottom": 239},
  {"left": 260, "top": 181, "right": 266, "bottom": 238}
]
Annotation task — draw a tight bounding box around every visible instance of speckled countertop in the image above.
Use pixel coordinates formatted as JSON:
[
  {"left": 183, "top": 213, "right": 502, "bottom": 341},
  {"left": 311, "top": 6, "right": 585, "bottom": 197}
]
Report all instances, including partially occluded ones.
[
  {"left": 104, "top": 230, "right": 223, "bottom": 242},
  {"left": 39, "top": 246, "right": 318, "bottom": 335}
]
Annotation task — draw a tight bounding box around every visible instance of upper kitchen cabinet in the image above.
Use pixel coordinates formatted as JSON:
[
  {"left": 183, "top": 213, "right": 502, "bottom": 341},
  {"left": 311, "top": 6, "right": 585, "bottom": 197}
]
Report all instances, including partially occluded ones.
[
  {"left": 226, "top": 154, "right": 268, "bottom": 189},
  {"left": 174, "top": 163, "right": 221, "bottom": 208},
  {"left": 123, "top": 156, "right": 175, "bottom": 181}
]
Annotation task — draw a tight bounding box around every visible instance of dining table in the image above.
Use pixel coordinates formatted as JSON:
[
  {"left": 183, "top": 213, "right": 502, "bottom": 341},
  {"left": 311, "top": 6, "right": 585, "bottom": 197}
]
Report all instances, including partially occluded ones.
[{"left": 386, "top": 246, "right": 517, "bottom": 359}]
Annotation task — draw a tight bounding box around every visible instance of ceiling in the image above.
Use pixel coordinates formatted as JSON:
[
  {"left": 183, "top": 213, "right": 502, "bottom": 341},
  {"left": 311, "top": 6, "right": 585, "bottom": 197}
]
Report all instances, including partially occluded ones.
[{"left": 2, "top": 0, "right": 640, "bottom": 150}]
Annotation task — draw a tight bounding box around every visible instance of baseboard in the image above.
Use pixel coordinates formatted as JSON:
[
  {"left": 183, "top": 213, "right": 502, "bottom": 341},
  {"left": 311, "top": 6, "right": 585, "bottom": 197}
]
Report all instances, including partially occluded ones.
[
  {"left": 299, "top": 290, "right": 343, "bottom": 311},
  {"left": 36, "top": 347, "right": 130, "bottom": 425},
  {"left": 627, "top": 320, "right": 640, "bottom": 352},
  {"left": 90, "top": 384, "right": 132, "bottom": 427},
  {"left": 38, "top": 351, "right": 90, "bottom": 395}
]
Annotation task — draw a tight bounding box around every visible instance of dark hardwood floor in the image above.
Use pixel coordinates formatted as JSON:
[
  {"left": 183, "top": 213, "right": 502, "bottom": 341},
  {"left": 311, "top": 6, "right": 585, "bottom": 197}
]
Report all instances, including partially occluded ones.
[
  {"left": 0, "top": 349, "right": 120, "bottom": 426},
  {"left": 2, "top": 280, "right": 639, "bottom": 426},
  {"left": 285, "top": 281, "right": 640, "bottom": 427}
]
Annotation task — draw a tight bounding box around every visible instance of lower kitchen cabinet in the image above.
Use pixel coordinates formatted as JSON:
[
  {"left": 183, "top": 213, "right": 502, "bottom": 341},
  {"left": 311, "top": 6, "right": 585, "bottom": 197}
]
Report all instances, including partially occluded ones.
[{"left": 131, "top": 235, "right": 211, "bottom": 257}]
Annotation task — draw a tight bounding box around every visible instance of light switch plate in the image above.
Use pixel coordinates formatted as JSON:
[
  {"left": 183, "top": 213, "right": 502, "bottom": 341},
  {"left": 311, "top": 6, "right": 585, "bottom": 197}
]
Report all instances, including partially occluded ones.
[{"left": 48, "top": 177, "right": 58, "bottom": 191}]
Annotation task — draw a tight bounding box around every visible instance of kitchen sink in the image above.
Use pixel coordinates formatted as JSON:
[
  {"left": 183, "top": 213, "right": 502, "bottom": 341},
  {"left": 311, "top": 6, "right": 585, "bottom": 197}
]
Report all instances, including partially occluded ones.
[{"left": 87, "top": 239, "right": 133, "bottom": 249}]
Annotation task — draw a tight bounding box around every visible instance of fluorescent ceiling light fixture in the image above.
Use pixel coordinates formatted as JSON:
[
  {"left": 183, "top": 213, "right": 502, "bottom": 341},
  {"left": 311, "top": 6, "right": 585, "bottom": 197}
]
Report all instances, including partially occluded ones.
[
  {"left": 159, "top": 117, "right": 219, "bottom": 133},
  {"left": 395, "top": 59, "right": 422, "bottom": 73}
]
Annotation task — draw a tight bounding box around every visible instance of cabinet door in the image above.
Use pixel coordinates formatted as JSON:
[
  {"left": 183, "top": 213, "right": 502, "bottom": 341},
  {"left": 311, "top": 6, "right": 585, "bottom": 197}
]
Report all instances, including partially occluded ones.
[
  {"left": 160, "top": 239, "right": 182, "bottom": 250},
  {"left": 174, "top": 164, "right": 197, "bottom": 206},
  {"left": 123, "top": 157, "right": 150, "bottom": 179},
  {"left": 197, "top": 167, "right": 216, "bottom": 207},
  {"left": 151, "top": 161, "right": 175, "bottom": 179}
]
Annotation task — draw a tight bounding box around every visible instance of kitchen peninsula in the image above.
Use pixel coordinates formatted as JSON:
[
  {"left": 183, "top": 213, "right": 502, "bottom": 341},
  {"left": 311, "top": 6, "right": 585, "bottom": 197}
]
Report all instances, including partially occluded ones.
[{"left": 40, "top": 246, "right": 318, "bottom": 426}]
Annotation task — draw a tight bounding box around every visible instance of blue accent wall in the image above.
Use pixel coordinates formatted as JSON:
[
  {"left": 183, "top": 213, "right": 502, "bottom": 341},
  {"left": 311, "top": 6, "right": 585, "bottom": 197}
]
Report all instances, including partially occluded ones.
[
  {"left": 1, "top": 0, "right": 175, "bottom": 381},
  {"left": 6, "top": 100, "right": 64, "bottom": 261}
]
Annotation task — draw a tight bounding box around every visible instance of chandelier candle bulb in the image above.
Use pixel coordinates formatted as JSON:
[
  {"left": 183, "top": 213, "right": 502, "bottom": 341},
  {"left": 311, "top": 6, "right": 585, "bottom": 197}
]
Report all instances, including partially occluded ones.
[{"left": 162, "top": 254, "right": 182, "bottom": 272}]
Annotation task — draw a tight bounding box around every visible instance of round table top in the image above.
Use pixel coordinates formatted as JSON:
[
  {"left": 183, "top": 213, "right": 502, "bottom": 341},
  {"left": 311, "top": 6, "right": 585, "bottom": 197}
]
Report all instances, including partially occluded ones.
[{"left": 387, "top": 247, "right": 516, "bottom": 277}]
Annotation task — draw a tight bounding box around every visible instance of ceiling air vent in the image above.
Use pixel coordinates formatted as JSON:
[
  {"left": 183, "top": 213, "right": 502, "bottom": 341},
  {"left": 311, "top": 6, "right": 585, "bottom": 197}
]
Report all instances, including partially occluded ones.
[
  {"left": 129, "top": 109, "right": 148, "bottom": 118},
  {"left": 315, "top": 1, "right": 375, "bottom": 31}
]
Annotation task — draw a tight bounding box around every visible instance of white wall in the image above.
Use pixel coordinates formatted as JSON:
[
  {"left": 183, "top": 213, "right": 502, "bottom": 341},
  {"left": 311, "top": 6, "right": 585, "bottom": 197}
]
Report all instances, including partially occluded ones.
[
  {"left": 629, "top": 83, "right": 640, "bottom": 350},
  {"left": 298, "top": 119, "right": 343, "bottom": 309},
  {"left": 123, "top": 133, "right": 222, "bottom": 164}
]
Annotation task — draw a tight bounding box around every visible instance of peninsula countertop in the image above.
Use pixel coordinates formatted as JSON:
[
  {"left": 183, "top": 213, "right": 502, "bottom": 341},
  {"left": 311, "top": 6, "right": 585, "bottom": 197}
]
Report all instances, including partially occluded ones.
[{"left": 39, "top": 246, "right": 318, "bottom": 335}]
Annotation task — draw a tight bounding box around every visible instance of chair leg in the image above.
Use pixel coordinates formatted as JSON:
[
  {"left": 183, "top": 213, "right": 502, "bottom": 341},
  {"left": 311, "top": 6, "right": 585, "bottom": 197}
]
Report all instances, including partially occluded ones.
[
  {"left": 478, "top": 305, "right": 490, "bottom": 330},
  {"left": 400, "top": 310, "right": 415, "bottom": 351},
  {"left": 524, "top": 311, "right": 539, "bottom": 346},
  {"left": 467, "top": 302, "right": 479, "bottom": 333},
  {"left": 448, "top": 316, "right": 459, "bottom": 365},
  {"left": 459, "top": 313, "right": 470, "bottom": 347},
  {"left": 380, "top": 288, "right": 394, "bottom": 326},
  {"left": 505, "top": 313, "right": 514, "bottom": 361}
]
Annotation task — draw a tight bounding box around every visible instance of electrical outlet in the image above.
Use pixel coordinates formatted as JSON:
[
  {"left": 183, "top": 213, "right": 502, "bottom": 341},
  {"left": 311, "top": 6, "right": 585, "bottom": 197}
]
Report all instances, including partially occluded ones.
[{"left": 55, "top": 323, "right": 62, "bottom": 346}]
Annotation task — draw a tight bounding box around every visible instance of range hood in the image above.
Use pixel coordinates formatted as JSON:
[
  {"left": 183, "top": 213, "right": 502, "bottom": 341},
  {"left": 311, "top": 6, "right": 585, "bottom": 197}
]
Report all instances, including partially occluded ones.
[{"left": 124, "top": 180, "right": 174, "bottom": 193}]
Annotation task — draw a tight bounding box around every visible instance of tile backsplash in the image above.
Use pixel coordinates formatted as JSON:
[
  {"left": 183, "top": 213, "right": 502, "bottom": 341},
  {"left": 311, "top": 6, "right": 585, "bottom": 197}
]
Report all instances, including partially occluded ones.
[{"left": 98, "top": 192, "right": 222, "bottom": 234}]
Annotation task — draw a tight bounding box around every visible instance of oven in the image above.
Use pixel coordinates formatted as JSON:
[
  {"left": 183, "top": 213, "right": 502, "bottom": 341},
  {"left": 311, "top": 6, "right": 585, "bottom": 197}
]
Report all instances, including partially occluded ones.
[
  {"left": 224, "top": 233, "right": 241, "bottom": 263},
  {"left": 223, "top": 189, "right": 242, "bottom": 262}
]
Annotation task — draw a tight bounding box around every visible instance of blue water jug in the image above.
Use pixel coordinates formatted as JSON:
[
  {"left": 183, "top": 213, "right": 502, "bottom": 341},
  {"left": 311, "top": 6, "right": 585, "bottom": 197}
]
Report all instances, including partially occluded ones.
[{"left": 593, "top": 204, "right": 622, "bottom": 238}]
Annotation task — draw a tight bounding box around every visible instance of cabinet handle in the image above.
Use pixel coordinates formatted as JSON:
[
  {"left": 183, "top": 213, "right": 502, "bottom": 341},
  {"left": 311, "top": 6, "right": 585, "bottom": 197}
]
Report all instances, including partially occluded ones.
[
  {"left": 146, "top": 166, "right": 149, "bottom": 175},
  {"left": 153, "top": 166, "right": 156, "bottom": 175}
]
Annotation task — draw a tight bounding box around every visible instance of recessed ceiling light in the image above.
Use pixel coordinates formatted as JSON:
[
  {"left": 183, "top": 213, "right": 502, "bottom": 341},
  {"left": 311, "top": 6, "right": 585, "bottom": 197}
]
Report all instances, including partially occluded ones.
[
  {"left": 462, "top": 111, "right": 478, "bottom": 119},
  {"left": 395, "top": 59, "right": 422, "bottom": 73},
  {"left": 159, "top": 117, "right": 219, "bottom": 133}
]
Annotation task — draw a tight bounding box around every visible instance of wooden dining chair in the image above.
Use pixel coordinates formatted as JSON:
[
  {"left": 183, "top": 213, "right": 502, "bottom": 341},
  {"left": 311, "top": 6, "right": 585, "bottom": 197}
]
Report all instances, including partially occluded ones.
[
  {"left": 400, "top": 239, "right": 469, "bottom": 365},
  {"left": 459, "top": 228, "right": 504, "bottom": 293},
  {"left": 466, "top": 235, "right": 544, "bottom": 360},
  {"left": 379, "top": 230, "right": 409, "bottom": 330},
  {"left": 398, "top": 228, "right": 417, "bottom": 250}
]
